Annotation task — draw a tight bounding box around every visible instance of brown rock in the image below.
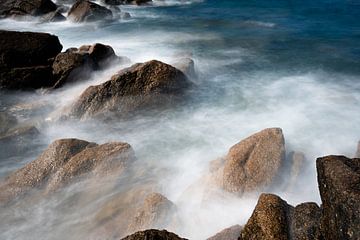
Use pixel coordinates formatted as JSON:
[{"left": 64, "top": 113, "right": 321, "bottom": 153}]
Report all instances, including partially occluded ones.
[
  {"left": 317, "top": 155, "right": 360, "bottom": 240},
  {"left": 68, "top": 0, "right": 113, "bottom": 22},
  {"left": 0, "top": 0, "right": 57, "bottom": 18},
  {"left": 68, "top": 60, "right": 192, "bottom": 120},
  {"left": 128, "top": 193, "right": 177, "bottom": 233},
  {"left": 240, "top": 193, "right": 292, "bottom": 240},
  {"left": 221, "top": 128, "right": 285, "bottom": 194},
  {"left": 207, "top": 225, "right": 242, "bottom": 240},
  {"left": 0, "top": 138, "right": 134, "bottom": 203},
  {"left": 121, "top": 229, "right": 186, "bottom": 240}
]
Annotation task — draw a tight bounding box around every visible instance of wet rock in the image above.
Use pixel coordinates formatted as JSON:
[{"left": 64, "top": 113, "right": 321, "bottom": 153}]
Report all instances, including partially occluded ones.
[
  {"left": 121, "top": 229, "right": 186, "bottom": 240},
  {"left": 52, "top": 43, "right": 120, "bottom": 88},
  {"left": 124, "top": 0, "right": 152, "bottom": 5},
  {"left": 102, "top": 0, "right": 124, "bottom": 5},
  {"left": 40, "top": 9, "right": 66, "bottom": 22},
  {"left": 0, "top": 30, "right": 62, "bottom": 68},
  {"left": 207, "top": 225, "right": 242, "bottom": 240},
  {"left": 0, "top": 138, "right": 135, "bottom": 203},
  {"left": 290, "top": 203, "right": 323, "bottom": 240},
  {"left": 240, "top": 193, "right": 292, "bottom": 240},
  {"left": 317, "top": 155, "right": 360, "bottom": 240},
  {"left": 282, "top": 151, "right": 306, "bottom": 191},
  {"left": 0, "top": 30, "right": 62, "bottom": 90},
  {"left": 68, "top": 60, "right": 192, "bottom": 120},
  {"left": 0, "top": 0, "right": 57, "bottom": 18},
  {"left": 171, "top": 58, "right": 196, "bottom": 79},
  {"left": 215, "top": 128, "right": 285, "bottom": 194},
  {"left": 128, "top": 193, "right": 177, "bottom": 233},
  {"left": 68, "top": 0, "right": 113, "bottom": 22}
]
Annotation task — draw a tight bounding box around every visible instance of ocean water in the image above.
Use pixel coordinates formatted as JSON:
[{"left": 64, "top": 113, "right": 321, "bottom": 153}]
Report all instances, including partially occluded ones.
[{"left": 0, "top": 0, "right": 360, "bottom": 239}]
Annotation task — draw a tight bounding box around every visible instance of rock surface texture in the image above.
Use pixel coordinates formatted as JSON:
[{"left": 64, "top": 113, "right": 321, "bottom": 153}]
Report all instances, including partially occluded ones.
[
  {"left": 121, "top": 229, "right": 187, "bottom": 240},
  {"left": 68, "top": 0, "right": 113, "bottom": 22}
]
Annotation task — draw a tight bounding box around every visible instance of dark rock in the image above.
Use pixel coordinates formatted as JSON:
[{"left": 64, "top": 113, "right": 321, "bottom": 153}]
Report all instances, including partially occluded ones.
[
  {"left": 213, "top": 128, "right": 285, "bottom": 195},
  {"left": 317, "top": 155, "right": 360, "bottom": 240},
  {"left": 0, "top": 138, "right": 135, "bottom": 203},
  {"left": 0, "top": 0, "right": 57, "bottom": 18},
  {"left": 68, "top": 0, "right": 113, "bottom": 22},
  {"left": 102, "top": 0, "right": 124, "bottom": 5},
  {"left": 124, "top": 0, "right": 152, "bottom": 5},
  {"left": 290, "top": 202, "right": 323, "bottom": 240},
  {"left": 40, "top": 9, "right": 66, "bottom": 22},
  {"left": 68, "top": 60, "right": 192, "bottom": 120},
  {"left": 0, "top": 30, "right": 62, "bottom": 68},
  {"left": 121, "top": 229, "right": 187, "bottom": 240},
  {"left": 240, "top": 193, "right": 292, "bottom": 240},
  {"left": 207, "top": 225, "right": 242, "bottom": 240}
]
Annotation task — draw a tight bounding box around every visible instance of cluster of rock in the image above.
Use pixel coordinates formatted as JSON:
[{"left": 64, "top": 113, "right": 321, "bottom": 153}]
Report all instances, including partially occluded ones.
[
  {"left": 0, "top": 0, "right": 152, "bottom": 23},
  {"left": 0, "top": 30, "right": 125, "bottom": 90}
]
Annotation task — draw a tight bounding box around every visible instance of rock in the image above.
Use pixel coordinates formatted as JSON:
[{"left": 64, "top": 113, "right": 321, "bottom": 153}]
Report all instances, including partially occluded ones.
[
  {"left": 283, "top": 151, "right": 306, "bottom": 191},
  {"left": 68, "top": 60, "right": 192, "bottom": 120},
  {"left": 51, "top": 43, "right": 120, "bottom": 88},
  {"left": 40, "top": 9, "right": 66, "bottom": 22},
  {"left": 171, "top": 58, "right": 196, "bottom": 79},
  {"left": 0, "top": 30, "right": 62, "bottom": 90},
  {"left": 317, "top": 155, "right": 360, "bottom": 240},
  {"left": 68, "top": 0, "right": 113, "bottom": 22},
  {"left": 207, "top": 225, "right": 242, "bottom": 240},
  {"left": 124, "top": 0, "right": 152, "bottom": 5},
  {"left": 240, "top": 193, "right": 292, "bottom": 240},
  {"left": 290, "top": 203, "right": 323, "bottom": 240},
  {"left": 128, "top": 193, "right": 177, "bottom": 233},
  {"left": 355, "top": 141, "right": 360, "bottom": 158},
  {"left": 218, "top": 128, "right": 285, "bottom": 194},
  {"left": 0, "top": 0, "right": 57, "bottom": 18},
  {"left": 121, "top": 229, "right": 187, "bottom": 240},
  {"left": 102, "top": 0, "right": 123, "bottom": 5},
  {"left": 0, "top": 138, "right": 135, "bottom": 203},
  {"left": 0, "top": 30, "right": 62, "bottom": 68}
]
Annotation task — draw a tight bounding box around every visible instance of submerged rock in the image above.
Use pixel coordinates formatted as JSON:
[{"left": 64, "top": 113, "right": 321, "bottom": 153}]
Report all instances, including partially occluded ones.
[
  {"left": 355, "top": 141, "right": 360, "bottom": 158},
  {"left": 317, "top": 155, "right": 360, "bottom": 240},
  {"left": 40, "top": 9, "right": 66, "bottom": 22},
  {"left": 171, "top": 58, "right": 197, "bottom": 79},
  {"left": 0, "top": 0, "right": 57, "bottom": 18},
  {"left": 0, "top": 112, "right": 17, "bottom": 135},
  {"left": 212, "top": 128, "right": 285, "bottom": 195},
  {"left": 0, "top": 138, "right": 135, "bottom": 203},
  {"left": 121, "top": 229, "right": 186, "bottom": 240},
  {"left": 207, "top": 225, "right": 243, "bottom": 240},
  {"left": 68, "top": 60, "right": 192, "bottom": 120},
  {"left": 68, "top": 0, "right": 113, "bottom": 22},
  {"left": 0, "top": 30, "right": 62, "bottom": 90}
]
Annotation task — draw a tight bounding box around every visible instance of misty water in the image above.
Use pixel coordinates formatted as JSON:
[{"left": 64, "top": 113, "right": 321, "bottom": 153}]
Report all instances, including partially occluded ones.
[{"left": 1, "top": 0, "right": 360, "bottom": 239}]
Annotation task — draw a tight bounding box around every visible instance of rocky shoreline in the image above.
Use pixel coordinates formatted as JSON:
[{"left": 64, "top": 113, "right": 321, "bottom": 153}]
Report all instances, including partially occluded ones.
[{"left": 0, "top": 20, "right": 359, "bottom": 240}]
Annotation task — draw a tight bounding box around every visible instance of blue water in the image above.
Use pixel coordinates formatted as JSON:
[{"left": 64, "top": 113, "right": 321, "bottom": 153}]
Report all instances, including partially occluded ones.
[{"left": 0, "top": 0, "right": 360, "bottom": 239}]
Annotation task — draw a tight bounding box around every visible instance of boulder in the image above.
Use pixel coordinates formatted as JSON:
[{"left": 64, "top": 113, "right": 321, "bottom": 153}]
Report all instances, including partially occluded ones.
[
  {"left": 51, "top": 43, "right": 121, "bottom": 88},
  {"left": 68, "top": 0, "right": 113, "bottom": 22},
  {"left": 68, "top": 60, "right": 192, "bottom": 120},
  {"left": 0, "top": 30, "right": 62, "bottom": 90},
  {"left": 102, "top": 0, "right": 124, "bottom": 5},
  {"left": 40, "top": 9, "right": 66, "bottom": 22},
  {"left": 216, "top": 128, "right": 285, "bottom": 194},
  {"left": 128, "top": 193, "right": 177, "bottom": 233},
  {"left": 0, "top": 0, "right": 57, "bottom": 18},
  {"left": 240, "top": 193, "right": 292, "bottom": 240},
  {"left": 207, "top": 225, "right": 242, "bottom": 240},
  {"left": 121, "top": 229, "right": 187, "bottom": 240},
  {"left": 0, "top": 138, "right": 135, "bottom": 203},
  {"left": 124, "top": 0, "right": 152, "bottom": 5},
  {"left": 317, "top": 155, "right": 360, "bottom": 240}
]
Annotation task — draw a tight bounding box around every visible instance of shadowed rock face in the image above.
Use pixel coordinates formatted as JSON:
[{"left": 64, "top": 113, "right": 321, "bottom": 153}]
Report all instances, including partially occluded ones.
[
  {"left": 68, "top": 60, "right": 192, "bottom": 120},
  {"left": 68, "top": 0, "right": 113, "bottom": 22},
  {"left": 223, "top": 128, "right": 285, "bottom": 194},
  {"left": 0, "top": 0, "right": 57, "bottom": 18},
  {"left": 0, "top": 138, "right": 135, "bottom": 204},
  {"left": 121, "top": 229, "right": 187, "bottom": 240},
  {"left": 207, "top": 225, "right": 242, "bottom": 240},
  {"left": 317, "top": 155, "right": 360, "bottom": 240}
]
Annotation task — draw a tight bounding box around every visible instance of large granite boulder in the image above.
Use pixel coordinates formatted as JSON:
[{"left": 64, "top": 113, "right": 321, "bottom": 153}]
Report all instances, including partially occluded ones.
[
  {"left": 207, "top": 225, "right": 242, "bottom": 240},
  {"left": 210, "top": 128, "right": 285, "bottom": 195},
  {"left": 68, "top": 60, "right": 192, "bottom": 120},
  {"left": 0, "top": 0, "right": 57, "bottom": 18},
  {"left": 0, "top": 138, "right": 135, "bottom": 203},
  {"left": 317, "top": 155, "right": 360, "bottom": 240},
  {"left": 68, "top": 0, "right": 113, "bottom": 22},
  {"left": 121, "top": 229, "right": 186, "bottom": 240},
  {"left": 0, "top": 30, "right": 62, "bottom": 90}
]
